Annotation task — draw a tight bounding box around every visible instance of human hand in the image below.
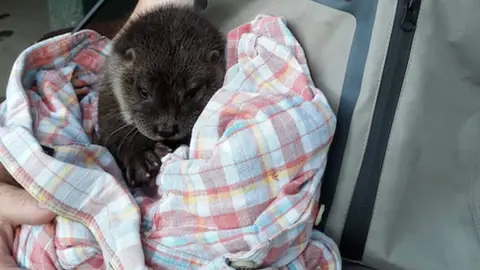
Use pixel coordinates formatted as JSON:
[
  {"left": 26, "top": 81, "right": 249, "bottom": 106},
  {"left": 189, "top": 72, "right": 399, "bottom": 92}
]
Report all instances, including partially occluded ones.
[{"left": 0, "top": 163, "right": 56, "bottom": 269}]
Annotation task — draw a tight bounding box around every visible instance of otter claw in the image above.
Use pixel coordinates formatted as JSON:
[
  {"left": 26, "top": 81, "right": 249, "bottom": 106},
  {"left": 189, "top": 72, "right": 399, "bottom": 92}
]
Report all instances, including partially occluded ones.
[
  {"left": 154, "top": 143, "right": 172, "bottom": 157},
  {"left": 124, "top": 143, "right": 171, "bottom": 196}
]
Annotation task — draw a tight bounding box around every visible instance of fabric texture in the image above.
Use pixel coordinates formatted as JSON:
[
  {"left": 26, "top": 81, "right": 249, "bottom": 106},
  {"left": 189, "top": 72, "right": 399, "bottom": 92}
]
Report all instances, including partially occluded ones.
[
  {"left": 0, "top": 15, "right": 340, "bottom": 269},
  {"left": 363, "top": 1, "right": 480, "bottom": 269}
]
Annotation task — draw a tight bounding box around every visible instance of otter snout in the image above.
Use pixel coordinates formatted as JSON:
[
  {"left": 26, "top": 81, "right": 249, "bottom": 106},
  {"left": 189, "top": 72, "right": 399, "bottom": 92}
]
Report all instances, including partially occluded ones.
[
  {"left": 157, "top": 125, "right": 178, "bottom": 138},
  {"left": 156, "top": 123, "right": 178, "bottom": 138}
]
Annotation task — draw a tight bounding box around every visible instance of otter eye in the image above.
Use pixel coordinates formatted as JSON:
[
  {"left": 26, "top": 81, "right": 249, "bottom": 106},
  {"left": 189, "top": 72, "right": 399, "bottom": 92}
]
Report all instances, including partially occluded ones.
[
  {"left": 185, "top": 82, "right": 203, "bottom": 101},
  {"left": 140, "top": 88, "right": 149, "bottom": 99},
  {"left": 184, "top": 89, "right": 198, "bottom": 100}
]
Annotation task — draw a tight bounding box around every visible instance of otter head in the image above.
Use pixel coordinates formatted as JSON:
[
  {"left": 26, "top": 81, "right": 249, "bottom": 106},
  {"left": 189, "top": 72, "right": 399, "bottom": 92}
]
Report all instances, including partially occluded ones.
[{"left": 108, "top": 7, "right": 226, "bottom": 142}]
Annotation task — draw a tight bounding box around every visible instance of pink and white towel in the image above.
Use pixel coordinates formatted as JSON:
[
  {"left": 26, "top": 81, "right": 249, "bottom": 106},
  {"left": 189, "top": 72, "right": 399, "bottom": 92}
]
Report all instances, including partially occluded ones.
[{"left": 0, "top": 15, "right": 340, "bottom": 269}]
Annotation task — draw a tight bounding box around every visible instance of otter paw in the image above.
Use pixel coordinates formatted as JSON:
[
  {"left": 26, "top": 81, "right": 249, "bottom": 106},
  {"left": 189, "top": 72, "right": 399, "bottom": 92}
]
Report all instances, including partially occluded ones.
[
  {"left": 125, "top": 150, "right": 159, "bottom": 189},
  {"left": 125, "top": 144, "right": 172, "bottom": 190},
  {"left": 153, "top": 142, "right": 172, "bottom": 158}
]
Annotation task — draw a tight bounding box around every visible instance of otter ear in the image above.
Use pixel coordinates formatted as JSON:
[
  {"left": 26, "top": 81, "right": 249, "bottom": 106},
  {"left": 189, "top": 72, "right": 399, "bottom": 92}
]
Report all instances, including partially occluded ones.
[
  {"left": 123, "top": 48, "right": 136, "bottom": 63},
  {"left": 207, "top": 50, "right": 221, "bottom": 65}
]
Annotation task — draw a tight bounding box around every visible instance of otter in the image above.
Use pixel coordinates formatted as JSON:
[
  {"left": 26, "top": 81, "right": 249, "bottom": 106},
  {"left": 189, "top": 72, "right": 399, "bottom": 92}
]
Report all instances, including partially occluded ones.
[{"left": 95, "top": 5, "right": 226, "bottom": 196}]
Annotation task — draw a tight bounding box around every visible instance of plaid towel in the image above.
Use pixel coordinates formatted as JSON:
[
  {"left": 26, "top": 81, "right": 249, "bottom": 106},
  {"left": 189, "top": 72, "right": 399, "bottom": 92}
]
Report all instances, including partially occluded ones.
[{"left": 0, "top": 15, "right": 340, "bottom": 270}]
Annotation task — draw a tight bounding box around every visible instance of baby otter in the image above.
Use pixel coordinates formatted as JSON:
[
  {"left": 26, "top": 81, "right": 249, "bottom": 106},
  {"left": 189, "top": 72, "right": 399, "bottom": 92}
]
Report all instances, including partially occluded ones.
[{"left": 95, "top": 5, "right": 226, "bottom": 196}]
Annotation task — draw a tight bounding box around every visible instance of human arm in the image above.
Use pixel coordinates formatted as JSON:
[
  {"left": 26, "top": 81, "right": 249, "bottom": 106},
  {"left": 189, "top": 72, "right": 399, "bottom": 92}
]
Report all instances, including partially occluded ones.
[{"left": 0, "top": 163, "right": 56, "bottom": 269}]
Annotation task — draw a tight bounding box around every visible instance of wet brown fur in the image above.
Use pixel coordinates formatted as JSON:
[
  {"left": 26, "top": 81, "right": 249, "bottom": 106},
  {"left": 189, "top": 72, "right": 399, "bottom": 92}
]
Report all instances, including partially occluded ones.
[{"left": 95, "top": 5, "right": 226, "bottom": 195}]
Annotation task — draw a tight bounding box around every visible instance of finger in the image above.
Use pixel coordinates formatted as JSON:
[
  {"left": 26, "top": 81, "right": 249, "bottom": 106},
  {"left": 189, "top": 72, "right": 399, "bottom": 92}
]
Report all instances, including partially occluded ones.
[
  {"left": 0, "top": 183, "right": 56, "bottom": 226},
  {"left": 0, "top": 254, "right": 19, "bottom": 269},
  {"left": 0, "top": 222, "right": 20, "bottom": 268},
  {"left": 0, "top": 222, "right": 13, "bottom": 253},
  {"left": 0, "top": 245, "right": 19, "bottom": 269}
]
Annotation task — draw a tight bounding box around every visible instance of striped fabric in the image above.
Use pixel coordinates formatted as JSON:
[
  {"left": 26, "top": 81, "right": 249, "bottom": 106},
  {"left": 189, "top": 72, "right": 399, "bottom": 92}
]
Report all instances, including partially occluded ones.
[{"left": 0, "top": 15, "right": 340, "bottom": 269}]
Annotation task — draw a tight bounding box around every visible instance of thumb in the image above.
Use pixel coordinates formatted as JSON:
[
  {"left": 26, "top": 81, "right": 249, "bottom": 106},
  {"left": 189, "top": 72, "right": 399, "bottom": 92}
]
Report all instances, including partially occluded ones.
[{"left": 0, "top": 183, "right": 56, "bottom": 226}]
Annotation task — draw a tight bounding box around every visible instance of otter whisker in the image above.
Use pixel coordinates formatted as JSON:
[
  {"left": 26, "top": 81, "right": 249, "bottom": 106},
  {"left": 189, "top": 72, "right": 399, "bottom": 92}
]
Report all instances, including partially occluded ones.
[
  {"left": 125, "top": 129, "right": 141, "bottom": 152},
  {"left": 103, "top": 123, "right": 132, "bottom": 145},
  {"left": 116, "top": 126, "right": 138, "bottom": 154},
  {"left": 129, "top": 129, "right": 141, "bottom": 144}
]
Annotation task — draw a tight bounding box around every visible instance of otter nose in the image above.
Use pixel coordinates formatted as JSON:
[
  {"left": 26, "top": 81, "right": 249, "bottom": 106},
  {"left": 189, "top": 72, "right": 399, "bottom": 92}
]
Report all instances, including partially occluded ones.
[
  {"left": 157, "top": 130, "right": 175, "bottom": 138},
  {"left": 156, "top": 124, "right": 178, "bottom": 138}
]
